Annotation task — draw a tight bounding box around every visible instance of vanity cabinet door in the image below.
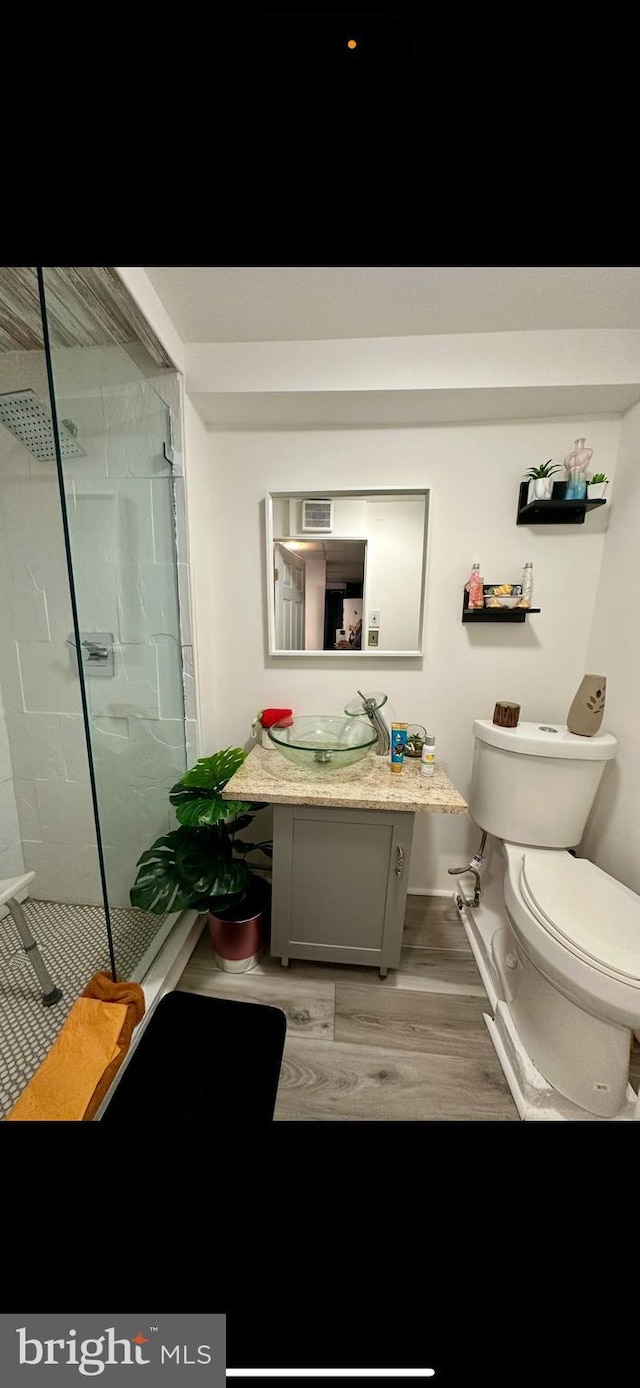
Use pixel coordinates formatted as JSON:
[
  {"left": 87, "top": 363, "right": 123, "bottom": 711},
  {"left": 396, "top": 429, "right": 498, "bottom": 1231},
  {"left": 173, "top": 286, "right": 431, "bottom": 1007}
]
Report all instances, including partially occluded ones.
[{"left": 271, "top": 804, "right": 414, "bottom": 970}]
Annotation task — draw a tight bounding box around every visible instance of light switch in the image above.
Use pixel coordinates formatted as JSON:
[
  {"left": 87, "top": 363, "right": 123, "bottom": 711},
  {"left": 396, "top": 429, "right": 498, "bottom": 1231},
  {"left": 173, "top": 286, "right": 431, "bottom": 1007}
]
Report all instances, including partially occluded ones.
[{"left": 369, "top": 610, "right": 381, "bottom": 627}]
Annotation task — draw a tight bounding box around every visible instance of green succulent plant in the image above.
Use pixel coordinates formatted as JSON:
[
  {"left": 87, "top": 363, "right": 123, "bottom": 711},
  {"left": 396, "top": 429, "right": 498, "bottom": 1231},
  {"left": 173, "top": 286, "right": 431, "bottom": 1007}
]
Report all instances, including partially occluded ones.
[
  {"left": 589, "top": 472, "right": 609, "bottom": 485},
  {"left": 523, "top": 460, "right": 559, "bottom": 479}
]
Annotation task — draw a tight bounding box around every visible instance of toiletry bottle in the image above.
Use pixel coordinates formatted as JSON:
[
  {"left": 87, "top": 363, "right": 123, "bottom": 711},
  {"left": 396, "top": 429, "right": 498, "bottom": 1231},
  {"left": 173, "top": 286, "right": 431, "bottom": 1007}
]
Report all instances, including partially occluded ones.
[
  {"left": 466, "top": 562, "right": 484, "bottom": 610},
  {"left": 390, "top": 722, "right": 408, "bottom": 773},
  {"left": 521, "top": 562, "right": 533, "bottom": 609},
  {"left": 421, "top": 734, "right": 436, "bottom": 777}
]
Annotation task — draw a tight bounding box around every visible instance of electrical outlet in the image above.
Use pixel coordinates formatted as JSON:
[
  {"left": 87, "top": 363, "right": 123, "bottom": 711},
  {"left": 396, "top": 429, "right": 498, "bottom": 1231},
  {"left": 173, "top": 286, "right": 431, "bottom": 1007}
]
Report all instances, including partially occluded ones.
[{"left": 367, "top": 628, "right": 379, "bottom": 647}]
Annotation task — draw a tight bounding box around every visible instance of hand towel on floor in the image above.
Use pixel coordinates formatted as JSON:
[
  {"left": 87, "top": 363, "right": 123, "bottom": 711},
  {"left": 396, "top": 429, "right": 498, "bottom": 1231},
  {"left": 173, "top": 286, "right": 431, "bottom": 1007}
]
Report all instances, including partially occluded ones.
[{"left": 4, "top": 971, "right": 145, "bottom": 1122}]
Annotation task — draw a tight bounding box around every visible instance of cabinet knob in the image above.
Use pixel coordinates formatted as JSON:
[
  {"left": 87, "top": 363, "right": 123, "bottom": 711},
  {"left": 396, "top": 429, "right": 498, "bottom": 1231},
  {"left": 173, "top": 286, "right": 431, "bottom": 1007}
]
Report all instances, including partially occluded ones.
[{"left": 395, "top": 845, "right": 405, "bottom": 877}]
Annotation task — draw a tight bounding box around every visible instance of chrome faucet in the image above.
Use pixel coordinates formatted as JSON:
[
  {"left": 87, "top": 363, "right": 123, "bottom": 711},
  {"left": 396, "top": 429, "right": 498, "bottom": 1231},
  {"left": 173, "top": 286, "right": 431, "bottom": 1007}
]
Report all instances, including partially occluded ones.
[
  {"left": 66, "top": 632, "right": 114, "bottom": 679},
  {"left": 83, "top": 641, "right": 109, "bottom": 662},
  {"left": 356, "top": 690, "right": 390, "bottom": 756},
  {"left": 67, "top": 637, "right": 109, "bottom": 662}
]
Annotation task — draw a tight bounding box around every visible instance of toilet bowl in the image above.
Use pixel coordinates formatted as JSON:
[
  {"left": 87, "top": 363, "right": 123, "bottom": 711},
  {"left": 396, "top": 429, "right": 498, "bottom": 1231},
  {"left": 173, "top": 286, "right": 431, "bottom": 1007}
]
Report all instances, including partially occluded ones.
[
  {"left": 465, "top": 718, "right": 640, "bottom": 1118},
  {"left": 500, "top": 844, "right": 640, "bottom": 1115},
  {"left": 505, "top": 845, "right": 640, "bottom": 1024}
]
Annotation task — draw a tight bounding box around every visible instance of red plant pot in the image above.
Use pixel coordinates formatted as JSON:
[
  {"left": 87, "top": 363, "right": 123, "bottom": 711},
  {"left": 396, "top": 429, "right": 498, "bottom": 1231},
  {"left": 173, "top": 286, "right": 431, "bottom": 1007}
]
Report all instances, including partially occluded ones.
[{"left": 207, "top": 880, "right": 271, "bottom": 973}]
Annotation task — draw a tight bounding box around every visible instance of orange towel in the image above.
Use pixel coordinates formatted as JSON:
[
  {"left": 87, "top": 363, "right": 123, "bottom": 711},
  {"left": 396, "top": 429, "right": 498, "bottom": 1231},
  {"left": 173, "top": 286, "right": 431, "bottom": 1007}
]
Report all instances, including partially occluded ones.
[{"left": 5, "top": 971, "right": 145, "bottom": 1122}]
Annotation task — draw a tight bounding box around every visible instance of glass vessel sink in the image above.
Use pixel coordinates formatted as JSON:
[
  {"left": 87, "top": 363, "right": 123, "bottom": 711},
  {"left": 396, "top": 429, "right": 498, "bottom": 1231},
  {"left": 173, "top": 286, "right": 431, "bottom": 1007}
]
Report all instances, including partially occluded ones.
[{"left": 267, "top": 715, "right": 378, "bottom": 768}]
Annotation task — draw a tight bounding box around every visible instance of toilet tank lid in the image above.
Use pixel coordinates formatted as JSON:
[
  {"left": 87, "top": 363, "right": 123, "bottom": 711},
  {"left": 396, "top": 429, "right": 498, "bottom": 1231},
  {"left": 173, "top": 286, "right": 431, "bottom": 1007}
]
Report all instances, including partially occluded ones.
[{"left": 473, "top": 719, "right": 617, "bottom": 760}]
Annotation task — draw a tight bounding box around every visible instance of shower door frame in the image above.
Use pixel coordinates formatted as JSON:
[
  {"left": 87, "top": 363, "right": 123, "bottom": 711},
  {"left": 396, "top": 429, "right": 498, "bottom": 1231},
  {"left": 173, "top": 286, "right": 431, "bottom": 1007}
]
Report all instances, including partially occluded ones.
[{"left": 36, "top": 266, "right": 205, "bottom": 1007}]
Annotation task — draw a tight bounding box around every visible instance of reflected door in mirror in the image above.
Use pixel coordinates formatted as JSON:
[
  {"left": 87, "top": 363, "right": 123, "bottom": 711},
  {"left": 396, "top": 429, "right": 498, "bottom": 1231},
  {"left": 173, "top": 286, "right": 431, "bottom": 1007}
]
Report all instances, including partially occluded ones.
[{"left": 275, "top": 542, "right": 305, "bottom": 649}]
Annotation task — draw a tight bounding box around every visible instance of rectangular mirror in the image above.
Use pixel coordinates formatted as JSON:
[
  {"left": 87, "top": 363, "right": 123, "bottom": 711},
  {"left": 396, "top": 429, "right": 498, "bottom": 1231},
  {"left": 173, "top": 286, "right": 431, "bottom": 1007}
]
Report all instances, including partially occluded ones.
[{"left": 265, "top": 489, "right": 429, "bottom": 656}]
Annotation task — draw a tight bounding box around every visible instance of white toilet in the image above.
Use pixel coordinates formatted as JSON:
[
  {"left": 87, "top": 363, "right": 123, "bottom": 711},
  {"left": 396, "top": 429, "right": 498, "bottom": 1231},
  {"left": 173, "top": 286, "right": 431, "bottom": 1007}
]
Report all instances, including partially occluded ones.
[{"left": 465, "top": 719, "right": 640, "bottom": 1119}]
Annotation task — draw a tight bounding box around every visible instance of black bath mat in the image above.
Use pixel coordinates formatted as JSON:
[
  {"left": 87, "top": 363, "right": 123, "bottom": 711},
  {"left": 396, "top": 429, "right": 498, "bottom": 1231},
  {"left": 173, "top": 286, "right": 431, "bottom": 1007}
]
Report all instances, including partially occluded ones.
[{"left": 100, "top": 989, "right": 286, "bottom": 1123}]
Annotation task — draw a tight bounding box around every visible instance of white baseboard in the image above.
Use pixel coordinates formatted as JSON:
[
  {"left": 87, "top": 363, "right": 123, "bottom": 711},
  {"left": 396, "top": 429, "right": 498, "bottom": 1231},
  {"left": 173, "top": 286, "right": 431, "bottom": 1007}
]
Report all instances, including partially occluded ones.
[{"left": 407, "top": 887, "right": 453, "bottom": 897}]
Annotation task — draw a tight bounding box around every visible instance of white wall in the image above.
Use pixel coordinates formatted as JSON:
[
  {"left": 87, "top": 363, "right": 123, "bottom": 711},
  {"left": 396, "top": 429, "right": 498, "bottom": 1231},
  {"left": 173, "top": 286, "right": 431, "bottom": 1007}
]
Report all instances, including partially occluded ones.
[
  {"left": 305, "top": 558, "right": 326, "bottom": 648},
  {"left": 193, "top": 416, "right": 620, "bottom": 888},
  {"left": 581, "top": 401, "right": 640, "bottom": 893},
  {"left": 185, "top": 329, "right": 640, "bottom": 395},
  {"left": 364, "top": 496, "right": 425, "bottom": 649}
]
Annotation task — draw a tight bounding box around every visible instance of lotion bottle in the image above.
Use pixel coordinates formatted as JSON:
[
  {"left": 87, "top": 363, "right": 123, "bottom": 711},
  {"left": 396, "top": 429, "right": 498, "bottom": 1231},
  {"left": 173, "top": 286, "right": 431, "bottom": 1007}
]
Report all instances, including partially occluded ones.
[
  {"left": 466, "top": 563, "right": 484, "bottom": 610},
  {"left": 421, "top": 734, "right": 436, "bottom": 777},
  {"left": 390, "top": 723, "right": 408, "bottom": 773}
]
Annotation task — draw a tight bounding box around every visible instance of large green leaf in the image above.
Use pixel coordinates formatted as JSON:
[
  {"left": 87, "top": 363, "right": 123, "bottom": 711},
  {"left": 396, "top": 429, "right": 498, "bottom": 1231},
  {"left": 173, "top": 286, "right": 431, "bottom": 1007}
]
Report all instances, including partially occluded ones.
[
  {"left": 168, "top": 746, "right": 252, "bottom": 827},
  {"left": 178, "top": 747, "right": 247, "bottom": 791},
  {"left": 169, "top": 781, "right": 252, "bottom": 827},
  {"left": 129, "top": 827, "right": 251, "bottom": 914}
]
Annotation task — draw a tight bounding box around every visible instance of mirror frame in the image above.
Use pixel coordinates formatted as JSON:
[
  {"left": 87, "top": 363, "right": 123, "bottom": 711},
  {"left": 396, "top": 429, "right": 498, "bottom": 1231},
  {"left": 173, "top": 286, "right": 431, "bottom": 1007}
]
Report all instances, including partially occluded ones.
[{"left": 265, "top": 488, "right": 429, "bottom": 658}]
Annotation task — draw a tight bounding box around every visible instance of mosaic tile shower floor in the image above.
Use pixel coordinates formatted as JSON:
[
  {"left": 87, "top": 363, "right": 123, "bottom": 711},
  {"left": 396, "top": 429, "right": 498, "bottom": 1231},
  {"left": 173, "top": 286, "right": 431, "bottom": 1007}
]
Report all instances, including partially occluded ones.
[{"left": 0, "top": 899, "right": 165, "bottom": 1119}]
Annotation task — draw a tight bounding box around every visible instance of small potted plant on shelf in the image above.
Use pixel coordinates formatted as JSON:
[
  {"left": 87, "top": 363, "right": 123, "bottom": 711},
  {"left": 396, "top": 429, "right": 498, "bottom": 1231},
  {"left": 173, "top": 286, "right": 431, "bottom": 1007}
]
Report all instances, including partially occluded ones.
[
  {"left": 587, "top": 472, "right": 609, "bottom": 502},
  {"left": 129, "top": 747, "right": 272, "bottom": 972},
  {"left": 524, "top": 460, "right": 560, "bottom": 502}
]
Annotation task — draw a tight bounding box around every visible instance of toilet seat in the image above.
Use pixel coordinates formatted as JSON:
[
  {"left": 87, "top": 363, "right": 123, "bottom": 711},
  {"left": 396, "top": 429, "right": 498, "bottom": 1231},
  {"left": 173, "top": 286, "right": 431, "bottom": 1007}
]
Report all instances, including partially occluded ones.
[{"left": 518, "top": 850, "right": 640, "bottom": 985}]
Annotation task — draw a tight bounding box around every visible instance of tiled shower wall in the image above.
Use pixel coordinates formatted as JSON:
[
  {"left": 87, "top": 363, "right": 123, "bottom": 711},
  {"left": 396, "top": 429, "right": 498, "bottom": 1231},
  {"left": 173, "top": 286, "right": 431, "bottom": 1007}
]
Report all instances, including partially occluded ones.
[{"left": 0, "top": 347, "right": 195, "bottom": 908}]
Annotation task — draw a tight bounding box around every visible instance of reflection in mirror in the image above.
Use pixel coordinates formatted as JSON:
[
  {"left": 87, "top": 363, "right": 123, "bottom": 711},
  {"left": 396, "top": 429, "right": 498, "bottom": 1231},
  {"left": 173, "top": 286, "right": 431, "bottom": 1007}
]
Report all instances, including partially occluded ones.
[
  {"left": 266, "top": 490, "right": 428, "bottom": 657},
  {"left": 275, "top": 539, "right": 365, "bottom": 650}
]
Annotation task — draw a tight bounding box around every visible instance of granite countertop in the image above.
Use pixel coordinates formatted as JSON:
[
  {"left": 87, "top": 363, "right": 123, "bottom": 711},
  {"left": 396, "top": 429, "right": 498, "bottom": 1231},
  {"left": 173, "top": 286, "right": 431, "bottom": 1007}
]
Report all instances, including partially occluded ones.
[{"left": 223, "top": 745, "right": 468, "bottom": 814}]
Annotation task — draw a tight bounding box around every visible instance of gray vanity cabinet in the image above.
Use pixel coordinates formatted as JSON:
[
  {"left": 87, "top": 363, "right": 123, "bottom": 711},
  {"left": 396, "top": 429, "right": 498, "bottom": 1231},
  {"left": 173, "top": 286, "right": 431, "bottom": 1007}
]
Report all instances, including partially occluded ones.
[{"left": 270, "top": 803, "right": 415, "bottom": 975}]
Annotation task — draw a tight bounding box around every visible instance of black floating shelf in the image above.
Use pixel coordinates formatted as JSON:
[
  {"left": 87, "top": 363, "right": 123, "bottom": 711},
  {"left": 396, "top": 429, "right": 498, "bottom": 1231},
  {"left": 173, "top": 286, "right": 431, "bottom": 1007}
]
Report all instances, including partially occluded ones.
[
  {"left": 516, "top": 480, "right": 607, "bottom": 525},
  {"left": 462, "top": 587, "right": 540, "bottom": 624}
]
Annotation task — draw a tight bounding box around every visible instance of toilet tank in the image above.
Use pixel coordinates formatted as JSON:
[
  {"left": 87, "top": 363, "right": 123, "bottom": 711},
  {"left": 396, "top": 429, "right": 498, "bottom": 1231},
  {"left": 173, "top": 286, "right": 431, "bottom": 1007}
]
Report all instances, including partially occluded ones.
[{"left": 468, "top": 720, "right": 617, "bottom": 847}]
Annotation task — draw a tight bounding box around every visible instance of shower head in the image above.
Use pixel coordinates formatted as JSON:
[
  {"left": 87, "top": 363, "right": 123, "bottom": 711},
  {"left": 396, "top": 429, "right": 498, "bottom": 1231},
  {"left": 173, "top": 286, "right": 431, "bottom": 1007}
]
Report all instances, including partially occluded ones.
[{"left": 0, "top": 389, "right": 85, "bottom": 461}]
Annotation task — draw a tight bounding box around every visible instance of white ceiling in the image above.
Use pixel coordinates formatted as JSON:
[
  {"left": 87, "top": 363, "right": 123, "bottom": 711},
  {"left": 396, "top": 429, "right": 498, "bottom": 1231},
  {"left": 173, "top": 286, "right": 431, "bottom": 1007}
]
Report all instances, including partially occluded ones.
[{"left": 144, "top": 266, "right": 640, "bottom": 343}]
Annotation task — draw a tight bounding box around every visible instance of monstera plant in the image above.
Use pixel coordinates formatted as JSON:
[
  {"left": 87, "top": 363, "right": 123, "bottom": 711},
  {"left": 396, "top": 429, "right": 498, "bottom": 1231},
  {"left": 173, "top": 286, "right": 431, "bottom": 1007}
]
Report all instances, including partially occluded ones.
[{"left": 130, "top": 747, "right": 271, "bottom": 920}]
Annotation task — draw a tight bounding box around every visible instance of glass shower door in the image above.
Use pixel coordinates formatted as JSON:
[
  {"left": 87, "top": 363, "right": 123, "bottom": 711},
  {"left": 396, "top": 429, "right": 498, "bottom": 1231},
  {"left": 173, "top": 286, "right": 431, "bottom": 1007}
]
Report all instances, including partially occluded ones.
[
  {"left": 39, "top": 269, "right": 188, "bottom": 981},
  {"left": 0, "top": 267, "right": 126, "bottom": 1114}
]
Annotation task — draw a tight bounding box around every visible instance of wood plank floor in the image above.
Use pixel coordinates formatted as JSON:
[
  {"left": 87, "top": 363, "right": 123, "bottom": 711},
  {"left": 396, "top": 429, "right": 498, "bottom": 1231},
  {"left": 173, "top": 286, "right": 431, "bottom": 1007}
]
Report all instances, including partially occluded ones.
[{"left": 175, "top": 893, "right": 519, "bottom": 1121}]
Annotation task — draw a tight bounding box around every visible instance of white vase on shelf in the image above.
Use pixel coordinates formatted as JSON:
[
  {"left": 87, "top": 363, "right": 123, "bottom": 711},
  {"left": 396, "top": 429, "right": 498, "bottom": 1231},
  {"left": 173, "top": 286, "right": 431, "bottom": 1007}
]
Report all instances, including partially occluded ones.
[
  {"left": 529, "top": 478, "right": 554, "bottom": 502},
  {"left": 587, "top": 482, "right": 608, "bottom": 502}
]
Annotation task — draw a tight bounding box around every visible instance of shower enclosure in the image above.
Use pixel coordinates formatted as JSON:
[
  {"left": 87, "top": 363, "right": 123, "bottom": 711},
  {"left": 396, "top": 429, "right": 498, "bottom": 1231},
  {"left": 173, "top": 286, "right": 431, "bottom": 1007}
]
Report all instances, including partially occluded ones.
[{"left": 0, "top": 267, "right": 196, "bottom": 1117}]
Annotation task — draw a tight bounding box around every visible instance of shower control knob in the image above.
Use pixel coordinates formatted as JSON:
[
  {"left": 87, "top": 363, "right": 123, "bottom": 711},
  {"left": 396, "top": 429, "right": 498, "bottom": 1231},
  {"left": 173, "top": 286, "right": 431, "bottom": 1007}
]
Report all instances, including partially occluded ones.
[{"left": 506, "top": 952, "right": 518, "bottom": 970}]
